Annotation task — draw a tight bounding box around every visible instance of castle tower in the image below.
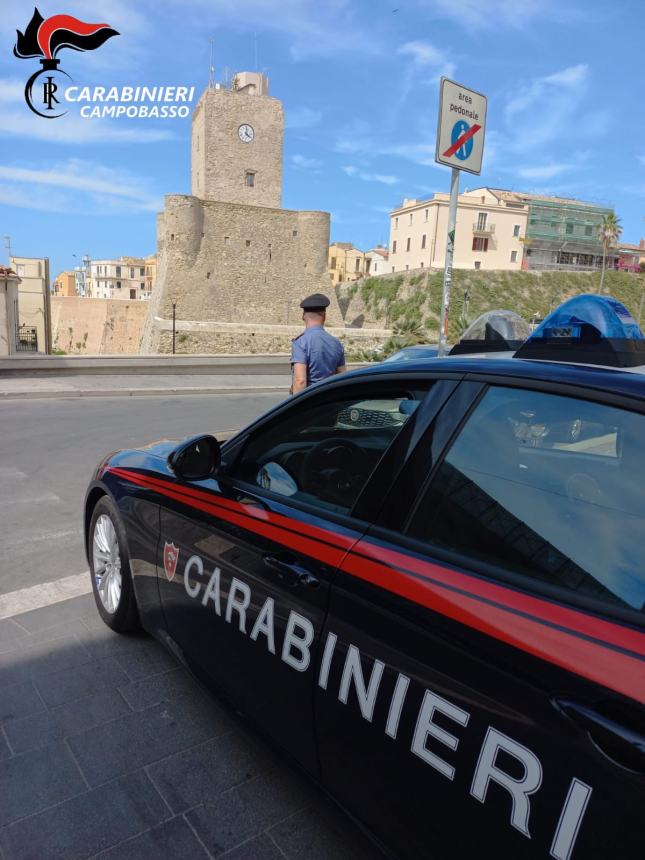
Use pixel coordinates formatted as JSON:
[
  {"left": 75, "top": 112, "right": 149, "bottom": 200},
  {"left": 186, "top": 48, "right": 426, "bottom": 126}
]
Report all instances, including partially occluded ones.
[
  {"left": 192, "top": 73, "right": 283, "bottom": 209},
  {"left": 141, "top": 72, "right": 343, "bottom": 354}
]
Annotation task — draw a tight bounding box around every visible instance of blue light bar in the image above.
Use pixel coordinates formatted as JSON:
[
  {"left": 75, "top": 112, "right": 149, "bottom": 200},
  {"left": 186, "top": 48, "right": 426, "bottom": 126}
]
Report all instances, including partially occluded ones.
[
  {"left": 530, "top": 294, "right": 643, "bottom": 341},
  {"left": 515, "top": 294, "right": 645, "bottom": 367}
]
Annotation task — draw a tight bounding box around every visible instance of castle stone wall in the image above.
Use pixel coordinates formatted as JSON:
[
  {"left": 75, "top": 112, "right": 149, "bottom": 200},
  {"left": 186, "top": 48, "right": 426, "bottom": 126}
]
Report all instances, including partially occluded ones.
[{"left": 142, "top": 194, "right": 342, "bottom": 352}]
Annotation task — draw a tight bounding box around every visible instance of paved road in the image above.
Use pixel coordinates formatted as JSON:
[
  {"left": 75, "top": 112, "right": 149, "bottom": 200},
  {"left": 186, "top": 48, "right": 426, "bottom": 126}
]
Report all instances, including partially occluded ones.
[{"left": 0, "top": 393, "right": 283, "bottom": 596}]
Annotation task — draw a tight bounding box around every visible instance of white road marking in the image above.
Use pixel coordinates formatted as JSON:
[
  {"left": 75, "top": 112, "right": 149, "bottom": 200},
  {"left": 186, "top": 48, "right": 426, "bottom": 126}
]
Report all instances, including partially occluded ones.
[
  {"left": 0, "top": 491, "right": 60, "bottom": 506},
  {"left": 5, "top": 528, "right": 80, "bottom": 549},
  {"left": 0, "top": 572, "right": 92, "bottom": 620}
]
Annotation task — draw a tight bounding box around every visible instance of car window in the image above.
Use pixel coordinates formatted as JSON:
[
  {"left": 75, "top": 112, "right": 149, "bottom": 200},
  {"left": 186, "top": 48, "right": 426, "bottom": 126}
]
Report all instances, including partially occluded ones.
[
  {"left": 231, "top": 390, "right": 423, "bottom": 514},
  {"left": 406, "top": 386, "right": 645, "bottom": 613}
]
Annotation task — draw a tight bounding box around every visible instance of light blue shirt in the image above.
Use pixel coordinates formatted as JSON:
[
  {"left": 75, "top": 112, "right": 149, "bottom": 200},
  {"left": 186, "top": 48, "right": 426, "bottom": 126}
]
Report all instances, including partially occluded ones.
[{"left": 291, "top": 325, "right": 345, "bottom": 385}]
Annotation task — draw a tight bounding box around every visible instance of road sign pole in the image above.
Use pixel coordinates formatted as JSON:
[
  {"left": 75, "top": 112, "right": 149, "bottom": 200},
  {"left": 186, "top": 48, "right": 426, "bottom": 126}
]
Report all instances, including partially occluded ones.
[{"left": 438, "top": 167, "right": 460, "bottom": 357}]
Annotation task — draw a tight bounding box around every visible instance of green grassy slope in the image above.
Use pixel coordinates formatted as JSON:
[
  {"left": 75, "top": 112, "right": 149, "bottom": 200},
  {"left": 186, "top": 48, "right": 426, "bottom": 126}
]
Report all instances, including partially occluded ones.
[{"left": 352, "top": 269, "right": 645, "bottom": 343}]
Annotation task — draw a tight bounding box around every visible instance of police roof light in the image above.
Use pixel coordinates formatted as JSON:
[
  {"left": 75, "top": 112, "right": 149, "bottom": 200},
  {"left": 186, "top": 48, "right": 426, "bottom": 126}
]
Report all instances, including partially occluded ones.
[
  {"left": 450, "top": 310, "right": 531, "bottom": 355},
  {"left": 514, "top": 294, "right": 645, "bottom": 367}
]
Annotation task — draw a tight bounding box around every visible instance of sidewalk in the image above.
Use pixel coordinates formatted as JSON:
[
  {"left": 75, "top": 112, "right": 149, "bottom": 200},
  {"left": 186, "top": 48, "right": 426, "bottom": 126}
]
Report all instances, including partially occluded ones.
[
  {"left": 0, "top": 594, "right": 381, "bottom": 860},
  {"left": 0, "top": 374, "right": 292, "bottom": 400}
]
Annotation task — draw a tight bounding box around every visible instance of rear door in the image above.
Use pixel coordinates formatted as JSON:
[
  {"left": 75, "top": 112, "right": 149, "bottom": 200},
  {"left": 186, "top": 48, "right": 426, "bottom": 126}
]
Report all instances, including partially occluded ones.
[
  {"left": 157, "top": 377, "right": 444, "bottom": 774},
  {"left": 315, "top": 380, "right": 645, "bottom": 858}
]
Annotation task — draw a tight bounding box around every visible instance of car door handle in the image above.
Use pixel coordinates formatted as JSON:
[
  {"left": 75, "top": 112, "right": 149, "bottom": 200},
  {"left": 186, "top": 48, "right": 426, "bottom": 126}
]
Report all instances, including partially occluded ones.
[
  {"left": 554, "top": 698, "right": 645, "bottom": 774},
  {"left": 262, "top": 554, "right": 319, "bottom": 588}
]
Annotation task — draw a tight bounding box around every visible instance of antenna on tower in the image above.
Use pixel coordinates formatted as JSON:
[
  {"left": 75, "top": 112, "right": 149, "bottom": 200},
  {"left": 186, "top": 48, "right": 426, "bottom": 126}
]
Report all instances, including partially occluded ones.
[{"left": 209, "top": 37, "right": 215, "bottom": 87}]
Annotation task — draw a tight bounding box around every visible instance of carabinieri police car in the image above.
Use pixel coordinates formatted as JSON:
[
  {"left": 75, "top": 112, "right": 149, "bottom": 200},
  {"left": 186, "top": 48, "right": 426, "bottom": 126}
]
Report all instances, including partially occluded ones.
[{"left": 85, "top": 295, "right": 645, "bottom": 860}]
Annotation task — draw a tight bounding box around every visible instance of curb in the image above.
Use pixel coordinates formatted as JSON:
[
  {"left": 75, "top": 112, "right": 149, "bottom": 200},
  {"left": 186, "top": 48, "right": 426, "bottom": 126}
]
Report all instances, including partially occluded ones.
[{"left": 0, "top": 385, "right": 290, "bottom": 401}]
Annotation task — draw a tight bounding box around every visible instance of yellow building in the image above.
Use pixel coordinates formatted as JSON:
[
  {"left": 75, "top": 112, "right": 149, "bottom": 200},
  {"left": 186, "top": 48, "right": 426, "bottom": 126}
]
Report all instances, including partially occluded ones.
[
  {"left": 10, "top": 256, "right": 51, "bottom": 353},
  {"left": 144, "top": 254, "right": 157, "bottom": 295},
  {"left": 328, "top": 243, "right": 370, "bottom": 283},
  {"left": 52, "top": 271, "right": 77, "bottom": 296}
]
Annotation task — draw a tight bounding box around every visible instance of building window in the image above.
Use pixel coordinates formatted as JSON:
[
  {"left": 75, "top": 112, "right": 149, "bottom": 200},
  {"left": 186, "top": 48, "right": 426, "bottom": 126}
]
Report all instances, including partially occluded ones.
[
  {"left": 330, "top": 257, "right": 336, "bottom": 270},
  {"left": 476, "top": 212, "right": 488, "bottom": 230},
  {"left": 474, "top": 261, "right": 481, "bottom": 270},
  {"left": 130, "top": 268, "right": 134, "bottom": 278},
  {"left": 116, "top": 266, "right": 121, "bottom": 276},
  {"left": 245, "top": 171, "right": 255, "bottom": 187},
  {"left": 292, "top": 230, "right": 298, "bottom": 237},
  {"left": 472, "top": 237, "right": 489, "bottom": 252},
  {"left": 140, "top": 282, "right": 145, "bottom": 289},
  {"left": 130, "top": 289, "right": 136, "bottom": 299},
  {"left": 409, "top": 213, "right": 413, "bottom": 225},
  {"left": 421, "top": 234, "right": 427, "bottom": 249},
  {"left": 420, "top": 262, "right": 424, "bottom": 268},
  {"left": 116, "top": 281, "right": 121, "bottom": 288},
  {"left": 510, "top": 250, "right": 518, "bottom": 263},
  {"left": 585, "top": 225, "right": 593, "bottom": 237},
  {"left": 394, "top": 217, "right": 398, "bottom": 230},
  {"left": 246, "top": 240, "right": 251, "bottom": 247},
  {"left": 355, "top": 257, "right": 361, "bottom": 272},
  {"left": 224, "top": 236, "right": 230, "bottom": 245},
  {"left": 513, "top": 224, "right": 521, "bottom": 237},
  {"left": 425, "top": 209, "right": 429, "bottom": 221},
  {"left": 139, "top": 267, "right": 145, "bottom": 276},
  {"left": 406, "top": 237, "right": 411, "bottom": 252},
  {"left": 405, "top": 264, "right": 409, "bottom": 270},
  {"left": 392, "top": 240, "right": 397, "bottom": 254},
  {"left": 566, "top": 222, "right": 574, "bottom": 235},
  {"left": 268, "top": 244, "right": 272, "bottom": 261}
]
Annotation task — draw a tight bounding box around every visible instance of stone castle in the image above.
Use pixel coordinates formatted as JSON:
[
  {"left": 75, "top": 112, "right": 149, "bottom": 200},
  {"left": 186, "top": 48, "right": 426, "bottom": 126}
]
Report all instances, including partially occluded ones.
[{"left": 141, "top": 72, "right": 346, "bottom": 354}]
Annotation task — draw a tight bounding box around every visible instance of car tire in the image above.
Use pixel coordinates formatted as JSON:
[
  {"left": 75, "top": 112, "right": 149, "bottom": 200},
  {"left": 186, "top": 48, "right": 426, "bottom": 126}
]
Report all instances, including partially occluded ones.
[{"left": 89, "top": 496, "right": 140, "bottom": 633}]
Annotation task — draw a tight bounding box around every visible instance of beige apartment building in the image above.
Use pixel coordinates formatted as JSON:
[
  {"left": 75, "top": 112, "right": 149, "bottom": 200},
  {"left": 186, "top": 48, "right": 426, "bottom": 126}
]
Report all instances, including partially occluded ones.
[
  {"left": 52, "top": 271, "right": 77, "bottom": 296},
  {"left": 90, "top": 257, "right": 153, "bottom": 300},
  {"left": 389, "top": 188, "right": 528, "bottom": 273},
  {"left": 10, "top": 256, "right": 51, "bottom": 353}
]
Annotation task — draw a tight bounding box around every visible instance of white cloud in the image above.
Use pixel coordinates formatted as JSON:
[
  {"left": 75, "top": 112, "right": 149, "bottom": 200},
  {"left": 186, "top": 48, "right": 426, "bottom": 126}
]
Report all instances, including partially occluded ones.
[
  {"left": 285, "top": 107, "right": 322, "bottom": 129},
  {"left": 506, "top": 64, "right": 588, "bottom": 116},
  {"left": 292, "top": 154, "right": 321, "bottom": 169},
  {"left": 501, "top": 64, "right": 603, "bottom": 154},
  {"left": 398, "top": 41, "right": 448, "bottom": 67},
  {"left": 0, "top": 158, "right": 161, "bottom": 213},
  {"left": 397, "top": 40, "right": 456, "bottom": 99},
  {"left": 518, "top": 163, "right": 573, "bottom": 180},
  {"left": 343, "top": 166, "right": 398, "bottom": 185}
]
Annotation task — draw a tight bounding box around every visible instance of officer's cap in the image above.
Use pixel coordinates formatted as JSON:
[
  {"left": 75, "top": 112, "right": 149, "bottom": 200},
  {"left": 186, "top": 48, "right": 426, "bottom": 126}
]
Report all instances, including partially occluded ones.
[{"left": 300, "top": 293, "right": 330, "bottom": 311}]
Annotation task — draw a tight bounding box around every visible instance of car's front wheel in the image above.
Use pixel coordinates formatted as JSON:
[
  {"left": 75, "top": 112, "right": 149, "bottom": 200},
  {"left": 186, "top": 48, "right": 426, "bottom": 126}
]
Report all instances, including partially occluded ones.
[{"left": 89, "top": 496, "right": 139, "bottom": 632}]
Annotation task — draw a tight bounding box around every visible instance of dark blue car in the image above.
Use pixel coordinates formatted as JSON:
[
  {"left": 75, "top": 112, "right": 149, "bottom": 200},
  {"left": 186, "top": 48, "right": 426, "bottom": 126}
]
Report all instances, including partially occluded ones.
[{"left": 85, "top": 297, "right": 645, "bottom": 860}]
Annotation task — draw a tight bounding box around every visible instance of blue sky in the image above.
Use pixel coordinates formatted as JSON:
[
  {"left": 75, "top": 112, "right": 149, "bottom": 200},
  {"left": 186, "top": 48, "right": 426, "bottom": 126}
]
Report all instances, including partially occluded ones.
[{"left": 1, "top": 0, "right": 644, "bottom": 280}]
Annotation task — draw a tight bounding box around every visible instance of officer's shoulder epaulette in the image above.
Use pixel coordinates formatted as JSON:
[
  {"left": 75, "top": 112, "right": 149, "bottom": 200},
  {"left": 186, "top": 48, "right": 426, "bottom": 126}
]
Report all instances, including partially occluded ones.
[{"left": 291, "top": 330, "right": 305, "bottom": 342}]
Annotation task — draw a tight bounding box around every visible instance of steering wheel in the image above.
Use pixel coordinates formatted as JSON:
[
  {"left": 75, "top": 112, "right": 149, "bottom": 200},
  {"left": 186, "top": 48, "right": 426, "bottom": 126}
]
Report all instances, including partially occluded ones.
[{"left": 300, "top": 438, "right": 372, "bottom": 506}]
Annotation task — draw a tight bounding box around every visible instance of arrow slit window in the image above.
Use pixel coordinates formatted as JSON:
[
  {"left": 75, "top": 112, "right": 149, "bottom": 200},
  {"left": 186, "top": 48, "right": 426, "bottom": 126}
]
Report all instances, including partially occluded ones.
[{"left": 245, "top": 171, "right": 256, "bottom": 188}]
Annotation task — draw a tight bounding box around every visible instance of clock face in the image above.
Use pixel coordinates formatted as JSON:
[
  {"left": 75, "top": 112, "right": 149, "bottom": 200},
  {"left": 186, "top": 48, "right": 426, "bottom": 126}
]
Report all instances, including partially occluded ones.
[{"left": 238, "top": 124, "right": 255, "bottom": 143}]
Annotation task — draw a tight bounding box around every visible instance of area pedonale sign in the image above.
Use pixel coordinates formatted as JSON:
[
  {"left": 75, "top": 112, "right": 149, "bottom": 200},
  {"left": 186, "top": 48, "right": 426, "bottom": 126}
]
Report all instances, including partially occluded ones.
[
  {"left": 435, "top": 78, "right": 487, "bottom": 176},
  {"left": 435, "top": 78, "right": 488, "bottom": 356}
]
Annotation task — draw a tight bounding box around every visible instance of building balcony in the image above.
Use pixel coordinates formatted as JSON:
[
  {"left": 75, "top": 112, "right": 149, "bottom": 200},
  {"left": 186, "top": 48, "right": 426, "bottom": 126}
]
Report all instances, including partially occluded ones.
[{"left": 472, "top": 222, "right": 495, "bottom": 235}]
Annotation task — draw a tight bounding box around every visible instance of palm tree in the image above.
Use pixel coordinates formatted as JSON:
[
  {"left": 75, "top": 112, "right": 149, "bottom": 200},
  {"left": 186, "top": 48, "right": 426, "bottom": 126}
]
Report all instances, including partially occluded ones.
[{"left": 598, "top": 213, "right": 623, "bottom": 293}]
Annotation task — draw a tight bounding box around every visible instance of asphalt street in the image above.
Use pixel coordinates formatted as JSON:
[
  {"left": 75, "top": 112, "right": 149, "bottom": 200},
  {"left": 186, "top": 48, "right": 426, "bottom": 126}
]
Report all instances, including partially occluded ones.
[{"left": 0, "top": 393, "right": 283, "bottom": 596}]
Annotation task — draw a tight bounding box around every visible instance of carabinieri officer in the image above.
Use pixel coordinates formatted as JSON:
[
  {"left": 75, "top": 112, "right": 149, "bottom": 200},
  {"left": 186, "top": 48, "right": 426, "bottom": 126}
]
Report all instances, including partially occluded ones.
[{"left": 290, "top": 293, "right": 346, "bottom": 395}]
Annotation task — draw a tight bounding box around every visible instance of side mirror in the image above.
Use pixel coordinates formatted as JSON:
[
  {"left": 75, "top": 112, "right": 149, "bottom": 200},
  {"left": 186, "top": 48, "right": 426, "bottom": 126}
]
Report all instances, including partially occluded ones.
[{"left": 168, "top": 434, "right": 221, "bottom": 481}]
